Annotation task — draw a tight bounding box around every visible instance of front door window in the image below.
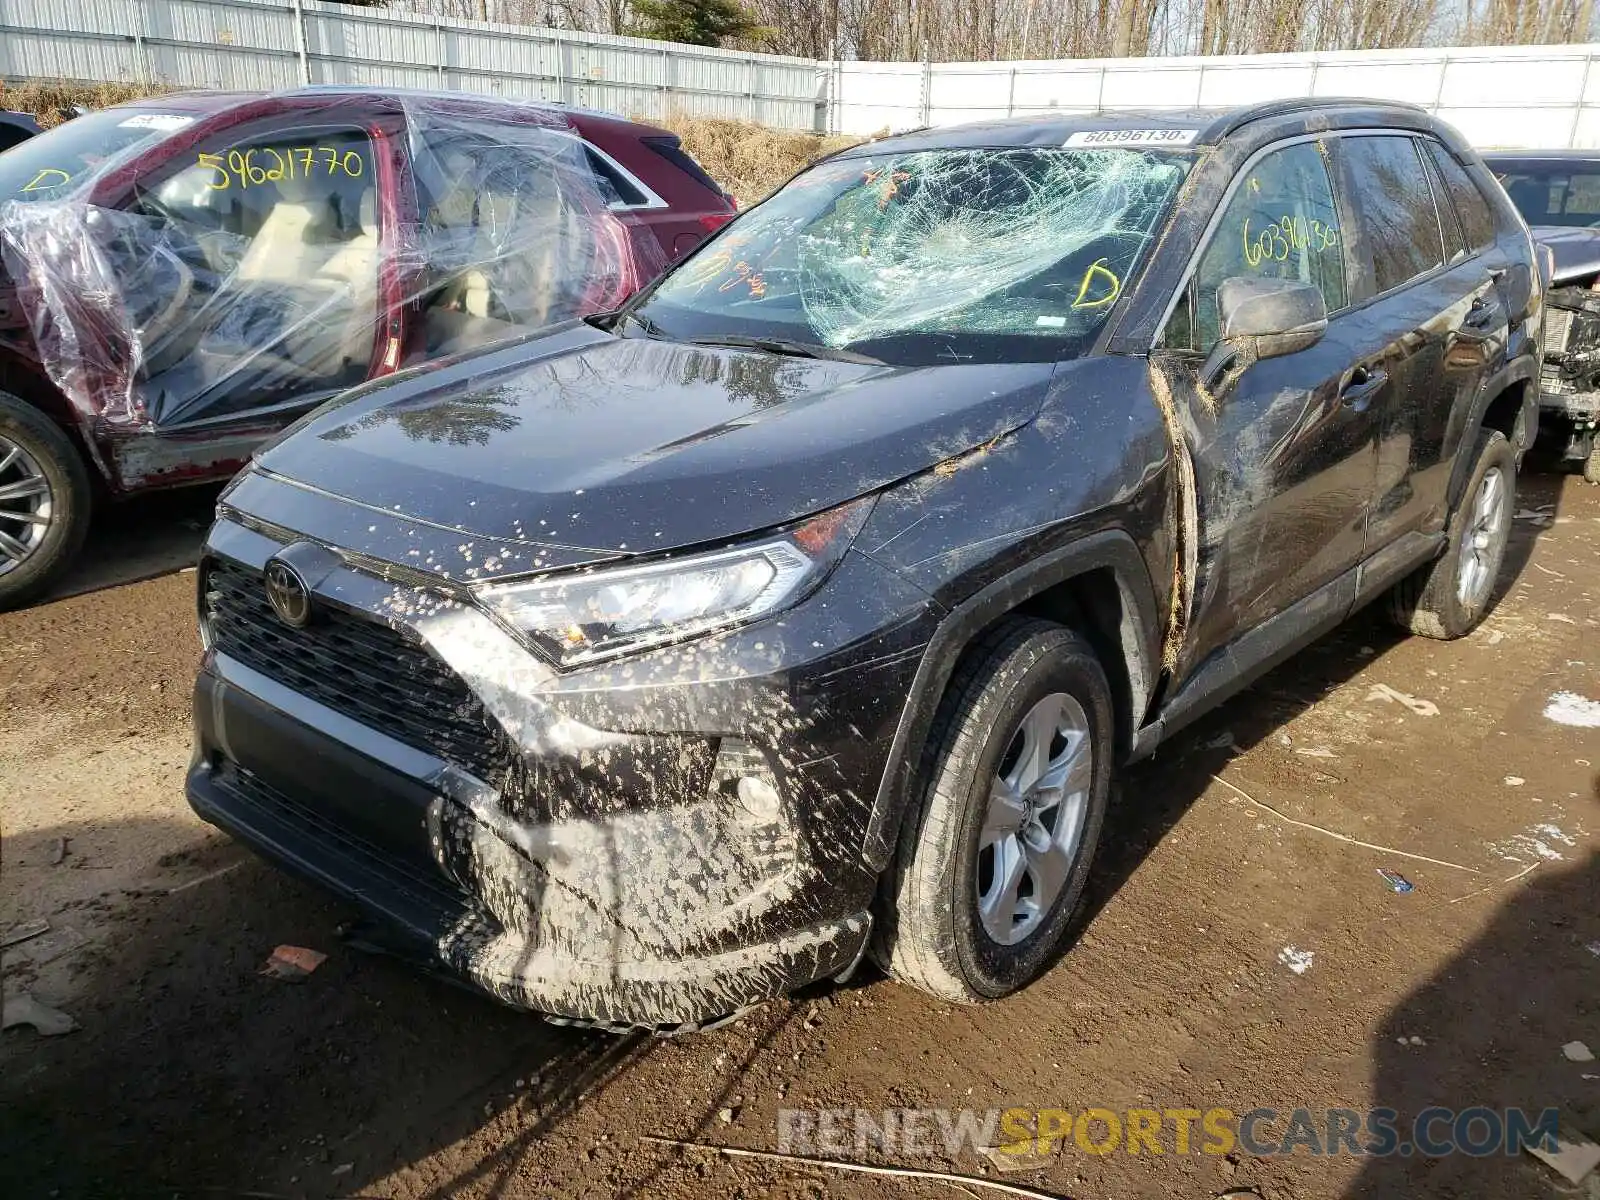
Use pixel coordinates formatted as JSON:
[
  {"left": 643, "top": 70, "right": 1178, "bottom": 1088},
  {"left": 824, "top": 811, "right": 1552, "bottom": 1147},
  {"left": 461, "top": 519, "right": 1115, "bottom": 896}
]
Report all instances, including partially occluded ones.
[{"left": 127, "top": 126, "right": 383, "bottom": 425}]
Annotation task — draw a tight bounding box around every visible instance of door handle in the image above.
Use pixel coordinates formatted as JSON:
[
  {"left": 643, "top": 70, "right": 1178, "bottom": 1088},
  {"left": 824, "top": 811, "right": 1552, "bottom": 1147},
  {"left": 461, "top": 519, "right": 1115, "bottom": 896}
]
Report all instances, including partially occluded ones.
[{"left": 1340, "top": 365, "right": 1387, "bottom": 411}]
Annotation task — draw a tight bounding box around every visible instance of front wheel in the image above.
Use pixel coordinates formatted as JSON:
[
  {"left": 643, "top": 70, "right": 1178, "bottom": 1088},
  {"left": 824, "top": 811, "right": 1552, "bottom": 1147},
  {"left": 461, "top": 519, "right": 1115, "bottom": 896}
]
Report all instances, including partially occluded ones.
[
  {"left": 874, "top": 618, "right": 1113, "bottom": 1004},
  {"left": 0, "top": 393, "right": 91, "bottom": 611},
  {"left": 1388, "top": 428, "right": 1515, "bottom": 640}
]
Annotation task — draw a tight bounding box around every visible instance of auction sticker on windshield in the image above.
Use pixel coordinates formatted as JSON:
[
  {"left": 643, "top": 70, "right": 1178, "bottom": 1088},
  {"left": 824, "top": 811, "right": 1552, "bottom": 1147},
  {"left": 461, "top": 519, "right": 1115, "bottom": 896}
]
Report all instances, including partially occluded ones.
[
  {"left": 1064, "top": 129, "right": 1199, "bottom": 148},
  {"left": 116, "top": 114, "right": 195, "bottom": 132}
]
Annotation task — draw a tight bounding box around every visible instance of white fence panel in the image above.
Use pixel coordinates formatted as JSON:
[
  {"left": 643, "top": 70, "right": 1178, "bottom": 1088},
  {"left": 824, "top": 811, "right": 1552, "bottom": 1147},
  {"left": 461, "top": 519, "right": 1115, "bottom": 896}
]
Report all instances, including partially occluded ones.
[{"left": 833, "top": 42, "right": 1600, "bottom": 149}]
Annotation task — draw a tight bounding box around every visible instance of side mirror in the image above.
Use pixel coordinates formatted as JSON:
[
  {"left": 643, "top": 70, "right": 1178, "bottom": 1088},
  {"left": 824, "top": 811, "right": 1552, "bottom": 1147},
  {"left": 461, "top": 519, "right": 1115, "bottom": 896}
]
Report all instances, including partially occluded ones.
[{"left": 1200, "top": 277, "right": 1328, "bottom": 396}]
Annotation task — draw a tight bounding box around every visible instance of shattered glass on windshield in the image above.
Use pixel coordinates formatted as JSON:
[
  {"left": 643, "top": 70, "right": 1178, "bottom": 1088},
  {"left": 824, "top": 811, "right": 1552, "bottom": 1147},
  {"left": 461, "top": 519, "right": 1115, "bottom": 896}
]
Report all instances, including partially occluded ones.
[
  {"left": 641, "top": 147, "right": 1189, "bottom": 365},
  {"left": 0, "top": 96, "right": 664, "bottom": 437}
]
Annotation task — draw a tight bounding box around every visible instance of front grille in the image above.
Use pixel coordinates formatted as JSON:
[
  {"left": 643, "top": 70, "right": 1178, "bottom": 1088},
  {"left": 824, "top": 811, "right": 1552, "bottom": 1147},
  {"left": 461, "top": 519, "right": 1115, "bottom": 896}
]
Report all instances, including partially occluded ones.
[{"left": 204, "top": 557, "right": 513, "bottom": 781}]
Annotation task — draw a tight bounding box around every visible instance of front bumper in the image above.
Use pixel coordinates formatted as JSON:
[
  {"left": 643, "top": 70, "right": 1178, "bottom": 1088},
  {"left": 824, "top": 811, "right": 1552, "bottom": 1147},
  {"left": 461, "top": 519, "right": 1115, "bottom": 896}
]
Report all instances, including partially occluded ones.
[
  {"left": 187, "top": 670, "right": 869, "bottom": 1028},
  {"left": 186, "top": 511, "right": 938, "bottom": 1027}
]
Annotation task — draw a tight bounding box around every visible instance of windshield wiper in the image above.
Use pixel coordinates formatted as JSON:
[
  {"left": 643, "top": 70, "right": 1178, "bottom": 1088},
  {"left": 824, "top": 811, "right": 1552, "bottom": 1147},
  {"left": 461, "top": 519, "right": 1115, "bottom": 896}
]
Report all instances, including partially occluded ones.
[{"left": 686, "top": 334, "right": 884, "bottom": 365}]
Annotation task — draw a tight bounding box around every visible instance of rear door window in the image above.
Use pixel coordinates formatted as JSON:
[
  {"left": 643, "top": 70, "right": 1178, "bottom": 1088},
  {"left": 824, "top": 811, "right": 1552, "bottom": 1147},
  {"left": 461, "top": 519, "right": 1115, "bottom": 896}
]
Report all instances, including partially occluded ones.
[
  {"left": 1339, "top": 135, "right": 1446, "bottom": 296},
  {"left": 1178, "top": 139, "right": 1347, "bottom": 351},
  {"left": 410, "top": 124, "right": 636, "bottom": 354},
  {"left": 1420, "top": 146, "right": 1468, "bottom": 263}
]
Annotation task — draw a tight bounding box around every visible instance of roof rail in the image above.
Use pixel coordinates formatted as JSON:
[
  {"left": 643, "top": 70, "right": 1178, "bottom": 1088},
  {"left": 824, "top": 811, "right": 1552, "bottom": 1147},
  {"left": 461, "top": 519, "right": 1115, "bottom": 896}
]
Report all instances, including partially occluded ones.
[{"left": 1216, "top": 95, "right": 1430, "bottom": 138}]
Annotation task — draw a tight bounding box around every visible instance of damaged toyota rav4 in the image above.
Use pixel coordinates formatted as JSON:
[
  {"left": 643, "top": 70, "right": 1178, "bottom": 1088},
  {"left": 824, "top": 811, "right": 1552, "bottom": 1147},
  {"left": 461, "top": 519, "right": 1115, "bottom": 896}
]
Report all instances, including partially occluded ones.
[{"left": 190, "top": 99, "right": 1539, "bottom": 1031}]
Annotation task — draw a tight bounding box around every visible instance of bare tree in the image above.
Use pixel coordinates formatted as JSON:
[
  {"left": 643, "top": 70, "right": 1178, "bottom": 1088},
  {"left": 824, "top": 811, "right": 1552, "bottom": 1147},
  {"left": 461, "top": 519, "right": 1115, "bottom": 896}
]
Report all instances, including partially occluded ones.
[{"left": 386, "top": 0, "right": 1597, "bottom": 58}]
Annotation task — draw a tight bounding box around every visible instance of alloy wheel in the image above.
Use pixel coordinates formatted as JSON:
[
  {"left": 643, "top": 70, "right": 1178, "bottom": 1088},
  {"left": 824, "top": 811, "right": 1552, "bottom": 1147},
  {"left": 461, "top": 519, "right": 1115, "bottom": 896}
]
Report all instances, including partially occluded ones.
[
  {"left": 1456, "top": 465, "right": 1507, "bottom": 609},
  {"left": 0, "top": 435, "right": 53, "bottom": 579},
  {"left": 976, "top": 691, "right": 1093, "bottom": 946}
]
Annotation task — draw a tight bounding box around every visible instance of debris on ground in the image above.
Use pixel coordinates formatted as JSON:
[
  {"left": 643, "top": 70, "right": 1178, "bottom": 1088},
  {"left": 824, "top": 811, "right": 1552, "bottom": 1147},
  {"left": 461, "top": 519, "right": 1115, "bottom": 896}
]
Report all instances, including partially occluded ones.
[
  {"left": 1586, "top": 940, "right": 1600, "bottom": 958},
  {"left": 1524, "top": 1118, "right": 1600, "bottom": 1185},
  {"left": 331, "top": 1162, "right": 353, "bottom": 1177},
  {"left": 1504, "top": 775, "right": 1525, "bottom": 786},
  {"left": 979, "top": 1139, "right": 1058, "bottom": 1173},
  {"left": 717, "top": 1107, "right": 737, "bottom": 1124},
  {"left": 0, "top": 918, "right": 50, "bottom": 949},
  {"left": 1277, "top": 946, "right": 1314, "bottom": 975},
  {"left": 1294, "top": 747, "right": 1337, "bottom": 758},
  {"left": 2, "top": 991, "right": 79, "bottom": 1036},
  {"left": 1365, "top": 684, "right": 1440, "bottom": 717},
  {"left": 3, "top": 924, "right": 87, "bottom": 968},
  {"left": 259, "top": 945, "right": 328, "bottom": 982},
  {"left": 1544, "top": 691, "right": 1600, "bottom": 728},
  {"left": 49, "top": 836, "right": 68, "bottom": 865},
  {"left": 1564, "top": 1041, "right": 1595, "bottom": 1063},
  {"left": 1376, "top": 868, "right": 1415, "bottom": 894}
]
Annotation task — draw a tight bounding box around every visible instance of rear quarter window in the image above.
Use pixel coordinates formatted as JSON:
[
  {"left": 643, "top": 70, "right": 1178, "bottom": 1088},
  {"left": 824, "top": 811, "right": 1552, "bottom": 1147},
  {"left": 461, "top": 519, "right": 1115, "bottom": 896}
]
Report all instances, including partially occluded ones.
[
  {"left": 582, "top": 145, "right": 651, "bottom": 207},
  {"left": 1428, "top": 144, "right": 1497, "bottom": 251}
]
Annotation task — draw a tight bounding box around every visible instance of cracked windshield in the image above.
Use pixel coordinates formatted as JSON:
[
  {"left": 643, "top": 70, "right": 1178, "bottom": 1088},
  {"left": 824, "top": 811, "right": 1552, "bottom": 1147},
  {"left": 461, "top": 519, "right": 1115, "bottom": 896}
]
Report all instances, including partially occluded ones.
[{"left": 635, "top": 146, "right": 1192, "bottom": 366}]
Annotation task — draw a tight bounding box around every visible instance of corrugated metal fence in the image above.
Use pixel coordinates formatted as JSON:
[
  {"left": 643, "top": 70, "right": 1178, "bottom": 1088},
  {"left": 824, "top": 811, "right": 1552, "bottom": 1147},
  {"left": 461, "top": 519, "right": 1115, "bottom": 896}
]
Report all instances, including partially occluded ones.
[
  {"left": 5, "top": 0, "right": 1600, "bottom": 148},
  {"left": 0, "top": 0, "right": 826, "bottom": 128}
]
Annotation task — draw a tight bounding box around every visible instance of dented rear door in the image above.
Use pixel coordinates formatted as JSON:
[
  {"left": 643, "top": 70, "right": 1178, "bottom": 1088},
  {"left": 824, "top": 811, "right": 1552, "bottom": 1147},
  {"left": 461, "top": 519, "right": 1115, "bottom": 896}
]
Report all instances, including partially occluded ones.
[{"left": 1328, "top": 133, "right": 1498, "bottom": 551}]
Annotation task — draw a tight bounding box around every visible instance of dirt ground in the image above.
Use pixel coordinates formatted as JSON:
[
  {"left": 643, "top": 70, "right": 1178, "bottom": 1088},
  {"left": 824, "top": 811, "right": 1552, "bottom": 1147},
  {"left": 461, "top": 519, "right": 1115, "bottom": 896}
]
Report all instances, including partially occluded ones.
[{"left": 2, "top": 472, "right": 1597, "bottom": 1200}]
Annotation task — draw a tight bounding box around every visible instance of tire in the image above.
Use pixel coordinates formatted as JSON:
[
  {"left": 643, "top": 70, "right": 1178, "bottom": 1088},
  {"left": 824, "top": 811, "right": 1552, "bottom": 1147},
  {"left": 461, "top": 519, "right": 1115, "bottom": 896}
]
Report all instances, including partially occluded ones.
[
  {"left": 1584, "top": 437, "right": 1600, "bottom": 485},
  {"left": 874, "top": 617, "right": 1113, "bottom": 1004},
  {"left": 1388, "top": 428, "right": 1515, "bottom": 640},
  {"left": 0, "top": 393, "right": 91, "bottom": 611}
]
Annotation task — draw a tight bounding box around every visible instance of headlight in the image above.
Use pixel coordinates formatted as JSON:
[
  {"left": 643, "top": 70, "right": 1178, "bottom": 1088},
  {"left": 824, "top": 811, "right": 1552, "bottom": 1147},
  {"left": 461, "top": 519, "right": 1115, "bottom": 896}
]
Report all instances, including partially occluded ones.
[{"left": 477, "top": 496, "right": 875, "bottom": 667}]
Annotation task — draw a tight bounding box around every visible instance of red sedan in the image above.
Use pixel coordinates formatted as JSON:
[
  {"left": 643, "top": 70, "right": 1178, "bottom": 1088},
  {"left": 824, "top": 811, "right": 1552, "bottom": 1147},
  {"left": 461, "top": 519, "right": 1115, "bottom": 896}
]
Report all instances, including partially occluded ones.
[{"left": 0, "top": 88, "right": 735, "bottom": 607}]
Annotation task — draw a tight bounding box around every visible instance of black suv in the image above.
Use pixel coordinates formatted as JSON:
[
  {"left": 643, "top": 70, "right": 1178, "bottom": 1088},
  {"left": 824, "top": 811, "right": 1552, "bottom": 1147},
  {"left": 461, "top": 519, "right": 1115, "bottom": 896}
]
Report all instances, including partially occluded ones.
[{"left": 189, "top": 99, "right": 1539, "bottom": 1031}]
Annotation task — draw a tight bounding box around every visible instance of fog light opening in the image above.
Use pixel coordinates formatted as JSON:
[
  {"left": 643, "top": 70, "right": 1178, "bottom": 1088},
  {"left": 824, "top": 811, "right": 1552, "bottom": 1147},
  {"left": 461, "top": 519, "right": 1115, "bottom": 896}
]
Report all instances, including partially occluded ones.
[
  {"left": 712, "top": 738, "right": 797, "bottom": 877},
  {"left": 736, "top": 775, "right": 782, "bottom": 823},
  {"left": 713, "top": 738, "right": 785, "bottom": 820}
]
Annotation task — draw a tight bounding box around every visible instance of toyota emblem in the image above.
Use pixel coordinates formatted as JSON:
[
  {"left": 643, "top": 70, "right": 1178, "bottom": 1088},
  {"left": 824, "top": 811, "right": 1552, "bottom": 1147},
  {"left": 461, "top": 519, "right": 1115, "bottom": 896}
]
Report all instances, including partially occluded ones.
[{"left": 263, "top": 558, "right": 313, "bottom": 628}]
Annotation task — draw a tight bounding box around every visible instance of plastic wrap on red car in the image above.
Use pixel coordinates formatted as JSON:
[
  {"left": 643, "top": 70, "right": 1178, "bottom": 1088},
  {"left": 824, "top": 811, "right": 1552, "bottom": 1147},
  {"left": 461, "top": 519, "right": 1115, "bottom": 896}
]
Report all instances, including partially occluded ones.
[{"left": 0, "top": 95, "right": 668, "bottom": 436}]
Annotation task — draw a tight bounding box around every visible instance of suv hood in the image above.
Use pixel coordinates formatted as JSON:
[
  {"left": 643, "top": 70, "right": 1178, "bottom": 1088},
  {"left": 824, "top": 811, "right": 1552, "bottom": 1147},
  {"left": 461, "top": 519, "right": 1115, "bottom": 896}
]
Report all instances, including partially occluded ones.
[
  {"left": 1530, "top": 225, "right": 1600, "bottom": 286},
  {"left": 255, "top": 322, "right": 1055, "bottom": 574}
]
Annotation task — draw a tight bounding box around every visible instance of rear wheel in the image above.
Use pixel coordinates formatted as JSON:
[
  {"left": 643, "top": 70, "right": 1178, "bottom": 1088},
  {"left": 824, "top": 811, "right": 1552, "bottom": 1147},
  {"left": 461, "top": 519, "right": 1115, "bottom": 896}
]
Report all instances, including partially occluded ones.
[
  {"left": 1584, "top": 435, "right": 1600, "bottom": 485},
  {"left": 875, "top": 618, "right": 1112, "bottom": 1003},
  {"left": 0, "top": 393, "right": 91, "bottom": 611},
  {"left": 1388, "top": 428, "right": 1514, "bottom": 640}
]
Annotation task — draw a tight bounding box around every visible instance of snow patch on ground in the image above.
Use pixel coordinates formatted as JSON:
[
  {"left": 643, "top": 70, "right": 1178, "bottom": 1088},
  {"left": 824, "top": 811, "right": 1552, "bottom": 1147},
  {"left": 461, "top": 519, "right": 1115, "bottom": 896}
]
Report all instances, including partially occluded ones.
[
  {"left": 1544, "top": 691, "right": 1600, "bottom": 728},
  {"left": 1277, "top": 946, "right": 1315, "bottom": 975}
]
